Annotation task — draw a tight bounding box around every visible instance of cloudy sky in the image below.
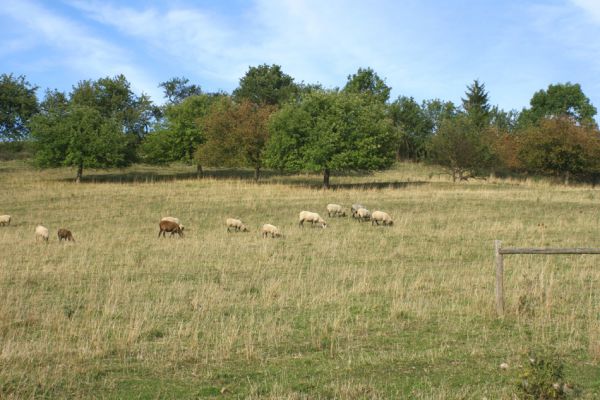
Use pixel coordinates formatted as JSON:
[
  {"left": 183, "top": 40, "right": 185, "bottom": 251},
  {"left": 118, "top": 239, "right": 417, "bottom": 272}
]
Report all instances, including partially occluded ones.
[{"left": 2, "top": 0, "right": 600, "bottom": 112}]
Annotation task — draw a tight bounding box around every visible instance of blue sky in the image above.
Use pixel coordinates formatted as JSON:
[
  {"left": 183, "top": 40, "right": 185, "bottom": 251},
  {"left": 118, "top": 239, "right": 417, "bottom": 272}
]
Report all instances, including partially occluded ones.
[{"left": 2, "top": 0, "right": 600, "bottom": 113}]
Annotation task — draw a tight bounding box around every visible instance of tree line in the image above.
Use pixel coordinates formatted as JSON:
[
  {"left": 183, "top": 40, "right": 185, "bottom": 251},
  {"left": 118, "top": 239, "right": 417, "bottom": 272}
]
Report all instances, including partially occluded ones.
[{"left": 1, "top": 66, "right": 598, "bottom": 186}]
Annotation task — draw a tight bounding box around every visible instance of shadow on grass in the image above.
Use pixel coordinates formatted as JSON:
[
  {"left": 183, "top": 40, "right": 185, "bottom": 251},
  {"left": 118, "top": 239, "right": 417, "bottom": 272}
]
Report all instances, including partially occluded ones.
[{"left": 67, "top": 167, "right": 429, "bottom": 190}]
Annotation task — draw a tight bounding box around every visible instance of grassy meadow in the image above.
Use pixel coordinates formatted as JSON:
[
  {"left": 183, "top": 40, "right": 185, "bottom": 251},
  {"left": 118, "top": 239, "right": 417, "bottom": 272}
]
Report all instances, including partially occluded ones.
[{"left": 1, "top": 160, "right": 600, "bottom": 398}]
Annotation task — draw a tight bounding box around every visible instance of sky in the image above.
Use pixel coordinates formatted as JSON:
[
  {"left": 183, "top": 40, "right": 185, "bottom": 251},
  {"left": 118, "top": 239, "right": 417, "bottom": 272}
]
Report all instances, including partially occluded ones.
[{"left": 2, "top": 0, "right": 600, "bottom": 113}]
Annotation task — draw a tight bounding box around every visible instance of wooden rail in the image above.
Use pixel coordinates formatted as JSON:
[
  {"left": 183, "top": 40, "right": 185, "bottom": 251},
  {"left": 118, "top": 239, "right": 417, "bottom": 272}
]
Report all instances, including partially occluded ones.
[{"left": 494, "top": 240, "right": 600, "bottom": 316}]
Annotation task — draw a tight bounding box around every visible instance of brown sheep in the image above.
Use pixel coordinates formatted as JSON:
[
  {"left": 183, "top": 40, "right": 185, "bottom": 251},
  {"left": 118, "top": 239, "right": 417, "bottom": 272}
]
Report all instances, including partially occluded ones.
[
  {"left": 57, "top": 228, "right": 75, "bottom": 242},
  {"left": 158, "top": 219, "right": 184, "bottom": 238}
]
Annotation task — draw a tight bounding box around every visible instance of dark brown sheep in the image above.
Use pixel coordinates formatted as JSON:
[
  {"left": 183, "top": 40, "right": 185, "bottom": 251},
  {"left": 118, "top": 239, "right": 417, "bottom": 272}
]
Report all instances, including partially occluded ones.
[
  {"left": 57, "top": 228, "right": 75, "bottom": 242},
  {"left": 158, "top": 219, "right": 184, "bottom": 238}
]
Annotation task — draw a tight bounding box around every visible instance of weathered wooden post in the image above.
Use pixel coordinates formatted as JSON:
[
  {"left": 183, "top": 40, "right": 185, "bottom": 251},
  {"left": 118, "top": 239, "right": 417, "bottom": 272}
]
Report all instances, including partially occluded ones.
[{"left": 494, "top": 240, "right": 504, "bottom": 317}]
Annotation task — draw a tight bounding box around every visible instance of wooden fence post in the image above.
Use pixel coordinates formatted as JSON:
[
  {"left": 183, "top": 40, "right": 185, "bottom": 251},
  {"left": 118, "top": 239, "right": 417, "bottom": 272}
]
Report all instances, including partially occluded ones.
[{"left": 495, "top": 240, "right": 504, "bottom": 317}]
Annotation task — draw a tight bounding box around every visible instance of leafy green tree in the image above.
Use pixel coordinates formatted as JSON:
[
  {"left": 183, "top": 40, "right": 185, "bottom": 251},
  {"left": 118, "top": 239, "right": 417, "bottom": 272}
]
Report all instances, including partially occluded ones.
[
  {"left": 517, "top": 117, "right": 600, "bottom": 184},
  {"left": 462, "top": 79, "right": 491, "bottom": 129},
  {"left": 30, "top": 91, "right": 129, "bottom": 182},
  {"left": 266, "top": 91, "right": 395, "bottom": 188},
  {"left": 389, "top": 96, "right": 434, "bottom": 160},
  {"left": 427, "top": 115, "right": 495, "bottom": 182},
  {"left": 233, "top": 64, "right": 298, "bottom": 106},
  {"left": 343, "top": 67, "right": 391, "bottom": 104},
  {"left": 0, "top": 73, "right": 39, "bottom": 141},
  {"left": 518, "top": 82, "right": 597, "bottom": 128},
  {"left": 159, "top": 77, "right": 202, "bottom": 105},
  {"left": 196, "top": 98, "right": 274, "bottom": 181},
  {"left": 422, "top": 99, "right": 458, "bottom": 134},
  {"left": 490, "top": 106, "right": 519, "bottom": 132},
  {"left": 139, "top": 94, "right": 218, "bottom": 175}
]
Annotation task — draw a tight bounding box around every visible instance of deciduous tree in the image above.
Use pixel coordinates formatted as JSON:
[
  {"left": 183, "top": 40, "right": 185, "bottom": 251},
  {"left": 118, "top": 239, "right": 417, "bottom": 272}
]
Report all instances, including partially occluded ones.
[
  {"left": 233, "top": 64, "right": 298, "bottom": 106},
  {"left": 266, "top": 90, "right": 395, "bottom": 188},
  {"left": 427, "top": 115, "right": 495, "bottom": 182},
  {"left": 0, "top": 73, "right": 39, "bottom": 141},
  {"left": 518, "top": 82, "right": 597, "bottom": 128},
  {"left": 517, "top": 117, "right": 600, "bottom": 184},
  {"left": 343, "top": 67, "right": 391, "bottom": 104},
  {"left": 30, "top": 91, "right": 129, "bottom": 182}
]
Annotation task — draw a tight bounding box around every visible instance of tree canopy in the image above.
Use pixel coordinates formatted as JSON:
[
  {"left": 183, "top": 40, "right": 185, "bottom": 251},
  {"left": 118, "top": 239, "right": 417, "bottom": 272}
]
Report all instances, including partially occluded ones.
[
  {"left": 233, "top": 64, "right": 298, "bottom": 106},
  {"left": 343, "top": 67, "right": 391, "bottom": 104},
  {"left": 266, "top": 90, "right": 395, "bottom": 188},
  {"left": 517, "top": 117, "right": 600, "bottom": 183},
  {"left": 518, "top": 82, "right": 597, "bottom": 128},
  {"left": 389, "top": 96, "right": 434, "bottom": 160},
  {"left": 427, "top": 115, "right": 495, "bottom": 181},
  {"left": 159, "top": 77, "right": 202, "bottom": 105},
  {"left": 196, "top": 98, "right": 274, "bottom": 180},
  {"left": 30, "top": 90, "right": 129, "bottom": 182},
  {"left": 0, "top": 73, "right": 39, "bottom": 141}
]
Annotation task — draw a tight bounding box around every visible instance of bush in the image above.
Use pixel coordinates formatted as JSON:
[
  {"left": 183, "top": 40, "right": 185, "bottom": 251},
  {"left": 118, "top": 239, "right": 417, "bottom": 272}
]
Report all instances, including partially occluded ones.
[
  {"left": 516, "top": 349, "right": 577, "bottom": 399},
  {"left": 0, "top": 141, "right": 35, "bottom": 160}
]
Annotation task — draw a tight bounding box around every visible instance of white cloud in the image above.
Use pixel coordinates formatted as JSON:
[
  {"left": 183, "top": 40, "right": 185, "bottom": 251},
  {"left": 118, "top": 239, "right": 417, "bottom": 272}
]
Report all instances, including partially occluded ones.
[
  {"left": 0, "top": 0, "right": 161, "bottom": 100},
  {"left": 571, "top": 0, "right": 600, "bottom": 23},
  {"left": 64, "top": 0, "right": 408, "bottom": 93}
]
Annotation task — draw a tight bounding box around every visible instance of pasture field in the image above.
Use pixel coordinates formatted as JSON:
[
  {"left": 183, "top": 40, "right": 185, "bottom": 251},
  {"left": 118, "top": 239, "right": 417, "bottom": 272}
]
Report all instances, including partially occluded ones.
[{"left": 1, "top": 160, "right": 600, "bottom": 399}]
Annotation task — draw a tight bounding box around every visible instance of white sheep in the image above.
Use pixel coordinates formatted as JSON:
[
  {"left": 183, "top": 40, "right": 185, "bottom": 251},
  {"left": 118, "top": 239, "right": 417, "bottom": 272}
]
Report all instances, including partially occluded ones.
[
  {"left": 226, "top": 218, "right": 249, "bottom": 232},
  {"left": 351, "top": 204, "right": 365, "bottom": 218},
  {"left": 161, "top": 216, "right": 184, "bottom": 232},
  {"left": 35, "top": 225, "right": 49, "bottom": 242},
  {"left": 0, "top": 215, "right": 11, "bottom": 226},
  {"left": 261, "top": 223, "right": 282, "bottom": 238},
  {"left": 298, "top": 211, "right": 327, "bottom": 228},
  {"left": 355, "top": 208, "right": 371, "bottom": 222},
  {"left": 371, "top": 210, "right": 393, "bottom": 226},
  {"left": 326, "top": 204, "right": 347, "bottom": 217}
]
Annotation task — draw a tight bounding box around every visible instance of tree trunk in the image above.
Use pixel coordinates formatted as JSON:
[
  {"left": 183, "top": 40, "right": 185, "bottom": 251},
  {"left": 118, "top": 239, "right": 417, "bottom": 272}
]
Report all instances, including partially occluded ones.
[
  {"left": 196, "top": 164, "right": 203, "bottom": 178},
  {"left": 254, "top": 166, "right": 260, "bottom": 182},
  {"left": 323, "top": 168, "right": 330, "bottom": 189},
  {"left": 75, "top": 164, "right": 83, "bottom": 183},
  {"left": 564, "top": 171, "right": 570, "bottom": 185}
]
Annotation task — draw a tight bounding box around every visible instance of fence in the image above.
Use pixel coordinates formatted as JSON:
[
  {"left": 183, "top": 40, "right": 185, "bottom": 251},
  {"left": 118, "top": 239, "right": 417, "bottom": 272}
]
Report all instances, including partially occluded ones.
[{"left": 494, "top": 240, "right": 600, "bottom": 316}]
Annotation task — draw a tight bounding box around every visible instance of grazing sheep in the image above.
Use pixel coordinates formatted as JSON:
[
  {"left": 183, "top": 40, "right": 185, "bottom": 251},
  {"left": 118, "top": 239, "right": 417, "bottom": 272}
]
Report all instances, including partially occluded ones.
[
  {"left": 226, "top": 218, "right": 249, "bottom": 232},
  {"left": 261, "top": 224, "right": 282, "bottom": 238},
  {"left": 326, "top": 204, "right": 347, "bottom": 217},
  {"left": 57, "top": 228, "right": 75, "bottom": 242},
  {"left": 158, "top": 219, "right": 184, "bottom": 238},
  {"left": 371, "top": 211, "right": 393, "bottom": 226},
  {"left": 298, "top": 211, "right": 327, "bottom": 228},
  {"left": 35, "top": 225, "right": 49, "bottom": 242},
  {"left": 161, "top": 216, "right": 184, "bottom": 232},
  {"left": 355, "top": 208, "right": 371, "bottom": 222},
  {"left": 351, "top": 204, "right": 365, "bottom": 218},
  {"left": 0, "top": 215, "right": 11, "bottom": 226}
]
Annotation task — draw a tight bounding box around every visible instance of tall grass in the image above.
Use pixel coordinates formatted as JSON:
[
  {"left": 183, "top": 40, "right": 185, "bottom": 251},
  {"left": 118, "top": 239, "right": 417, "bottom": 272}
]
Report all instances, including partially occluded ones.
[{"left": 1, "top": 160, "right": 599, "bottom": 398}]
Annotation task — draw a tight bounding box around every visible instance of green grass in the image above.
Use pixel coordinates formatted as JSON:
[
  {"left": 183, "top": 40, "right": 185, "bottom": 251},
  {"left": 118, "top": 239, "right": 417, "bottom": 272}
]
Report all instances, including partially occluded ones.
[{"left": 1, "top": 160, "right": 600, "bottom": 398}]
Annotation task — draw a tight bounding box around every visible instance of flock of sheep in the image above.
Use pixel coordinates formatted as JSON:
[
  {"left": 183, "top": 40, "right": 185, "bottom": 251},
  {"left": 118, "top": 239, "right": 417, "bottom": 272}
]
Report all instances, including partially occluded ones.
[
  {"left": 228, "top": 203, "right": 393, "bottom": 239},
  {"left": 0, "top": 215, "right": 75, "bottom": 243},
  {"left": 0, "top": 203, "right": 392, "bottom": 243}
]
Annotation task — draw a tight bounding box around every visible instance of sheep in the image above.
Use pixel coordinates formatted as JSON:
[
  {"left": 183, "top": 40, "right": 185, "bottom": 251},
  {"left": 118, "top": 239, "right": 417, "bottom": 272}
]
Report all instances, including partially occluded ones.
[
  {"left": 351, "top": 204, "right": 366, "bottom": 218},
  {"left": 57, "top": 228, "right": 75, "bottom": 242},
  {"left": 355, "top": 207, "right": 371, "bottom": 222},
  {"left": 226, "top": 218, "right": 249, "bottom": 232},
  {"left": 371, "top": 210, "right": 394, "bottom": 226},
  {"left": 161, "top": 216, "right": 184, "bottom": 232},
  {"left": 35, "top": 225, "right": 49, "bottom": 242},
  {"left": 0, "top": 215, "right": 11, "bottom": 226},
  {"left": 326, "top": 204, "right": 347, "bottom": 217},
  {"left": 298, "top": 211, "right": 327, "bottom": 228},
  {"left": 261, "top": 223, "right": 282, "bottom": 238},
  {"left": 158, "top": 219, "right": 184, "bottom": 238}
]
